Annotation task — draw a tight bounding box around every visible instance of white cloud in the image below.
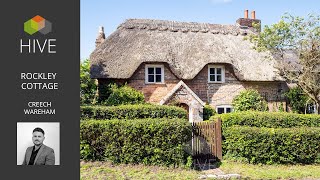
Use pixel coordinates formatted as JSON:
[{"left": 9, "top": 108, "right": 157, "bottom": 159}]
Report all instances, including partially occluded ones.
[{"left": 209, "top": 0, "right": 232, "bottom": 4}]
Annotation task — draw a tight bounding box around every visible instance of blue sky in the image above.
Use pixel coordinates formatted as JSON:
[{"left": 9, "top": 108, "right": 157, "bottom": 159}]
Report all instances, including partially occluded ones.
[{"left": 80, "top": 0, "right": 320, "bottom": 60}]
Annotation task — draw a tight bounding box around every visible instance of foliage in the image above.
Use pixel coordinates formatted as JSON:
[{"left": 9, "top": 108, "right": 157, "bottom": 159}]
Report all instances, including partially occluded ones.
[
  {"left": 80, "top": 104, "right": 187, "bottom": 120},
  {"left": 97, "top": 81, "right": 115, "bottom": 103},
  {"left": 249, "top": 13, "right": 320, "bottom": 113},
  {"left": 203, "top": 105, "right": 216, "bottom": 120},
  {"left": 278, "top": 102, "right": 285, "bottom": 112},
  {"left": 104, "top": 84, "right": 145, "bottom": 105},
  {"left": 284, "top": 87, "right": 312, "bottom": 113},
  {"left": 80, "top": 119, "right": 192, "bottom": 166},
  {"left": 185, "top": 156, "right": 193, "bottom": 169},
  {"left": 232, "top": 89, "right": 268, "bottom": 112},
  {"left": 223, "top": 126, "right": 320, "bottom": 164},
  {"left": 80, "top": 141, "right": 95, "bottom": 160},
  {"left": 212, "top": 111, "right": 320, "bottom": 128},
  {"left": 80, "top": 59, "right": 98, "bottom": 105}
]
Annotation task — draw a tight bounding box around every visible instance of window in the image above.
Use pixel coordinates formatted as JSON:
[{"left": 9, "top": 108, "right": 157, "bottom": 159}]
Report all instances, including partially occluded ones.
[
  {"left": 208, "top": 65, "right": 225, "bottom": 83},
  {"left": 145, "top": 65, "right": 164, "bottom": 83},
  {"left": 216, "top": 105, "right": 233, "bottom": 114}
]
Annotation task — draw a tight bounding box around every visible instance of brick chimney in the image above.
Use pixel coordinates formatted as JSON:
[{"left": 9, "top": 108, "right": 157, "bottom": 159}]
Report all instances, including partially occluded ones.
[
  {"left": 236, "top": 10, "right": 261, "bottom": 30},
  {"left": 95, "top": 26, "right": 105, "bottom": 47}
]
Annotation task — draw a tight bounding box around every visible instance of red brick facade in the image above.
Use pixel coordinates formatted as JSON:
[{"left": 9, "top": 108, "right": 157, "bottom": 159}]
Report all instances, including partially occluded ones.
[{"left": 98, "top": 62, "right": 288, "bottom": 111}]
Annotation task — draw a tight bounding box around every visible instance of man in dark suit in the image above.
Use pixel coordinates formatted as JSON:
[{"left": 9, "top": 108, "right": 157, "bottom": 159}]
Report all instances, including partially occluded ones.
[{"left": 22, "top": 127, "right": 55, "bottom": 165}]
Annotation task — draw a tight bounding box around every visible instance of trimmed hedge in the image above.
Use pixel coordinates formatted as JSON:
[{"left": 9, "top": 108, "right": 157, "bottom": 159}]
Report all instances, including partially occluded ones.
[
  {"left": 81, "top": 104, "right": 187, "bottom": 120},
  {"left": 80, "top": 118, "right": 192, "bottom": 166},
  {"left": 212, "top": 111, "right": 320, "bottom": 128},
  {"left": 224, "top": 126, "right": 320, "bottom": 164}
]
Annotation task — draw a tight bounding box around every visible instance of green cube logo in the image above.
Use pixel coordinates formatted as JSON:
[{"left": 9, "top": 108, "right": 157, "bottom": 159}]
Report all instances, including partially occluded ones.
[{"left": 24, "top": 15, "right": 52, "bottom": 35}]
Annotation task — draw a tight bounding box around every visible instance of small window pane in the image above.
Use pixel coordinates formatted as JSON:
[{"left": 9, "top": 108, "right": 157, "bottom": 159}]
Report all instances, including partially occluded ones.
[
  {"left": 155, "top": 68, "right": 162, "bottom": 74},
  {"left": 217, "top": 75, "right": 222, "bottom": 81},
  {"left": 217, "top": 108, "right": 224, "bottom": 114},
  {"left": 155, "top": 75, "right": 162, "bottom": 82},
  {"left": 210, "top": 75, "right": 215, "bottom": 82},
  {"left": 210, "top": 68, "right": 215, "bottom": 74},
  {"left": 148, "top": 75, "right": 154, "bottom": 82},
  {"left": 148, "top": 68, "right": 154, "bottom": 74},
  {"left": 226, "top": 108, "right": 231, "bottom": 113},
  {"left": 217, "top": 68, "right": 222, "bottom": 74}
]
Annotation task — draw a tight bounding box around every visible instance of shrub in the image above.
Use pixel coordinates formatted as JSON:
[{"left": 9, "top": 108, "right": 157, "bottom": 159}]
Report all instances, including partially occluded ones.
[
  {"left": 212, "top": 111, "right": 320, "bottom": 128},
  {"left": 223, "top": 126, "right": 320, "bottom": 164},
  {"left": 80, "top": 104, "right": 188, "bottom": 120},
  {"left": 97, "top": 81, "right": 115, "bottom": 103},
  {"left": 203, "top": 105, "right": 216, "bottom": 120},
  {"left": 232, "top": 89, "right": 268, "bottom": 112},
  {"left": 105, "top": 84, "right": 145, "bottom": 105},
  {"left": 80, "top": 119, "right": 192, "bottom": 166}
]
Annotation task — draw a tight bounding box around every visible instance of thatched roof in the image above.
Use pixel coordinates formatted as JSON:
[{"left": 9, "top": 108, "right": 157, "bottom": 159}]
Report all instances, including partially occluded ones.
[{"left": 90, "top": 18, "right": 283, "bottom": 81}]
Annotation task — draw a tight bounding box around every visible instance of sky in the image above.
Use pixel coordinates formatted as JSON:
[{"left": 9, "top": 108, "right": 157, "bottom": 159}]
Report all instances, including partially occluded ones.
[{"left": 80, "top": 0, "right": 320, "bottom": 60}]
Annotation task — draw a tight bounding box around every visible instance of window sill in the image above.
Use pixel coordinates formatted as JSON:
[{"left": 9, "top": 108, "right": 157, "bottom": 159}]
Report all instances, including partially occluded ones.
[
  {"left": 207, "top": 81, "right": 225, "bottom": 84},
  {"left": 145, "top": 82, "right": 166, "bottom": 85}
]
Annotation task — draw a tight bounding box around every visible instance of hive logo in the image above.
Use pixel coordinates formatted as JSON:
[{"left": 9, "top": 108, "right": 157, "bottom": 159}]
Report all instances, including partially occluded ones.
[
  {"left": 20, "top": 15, "right": 56, "bottom": 54},
  {"left": 24, "top": 15, "right": 52, "bottom": 35}
]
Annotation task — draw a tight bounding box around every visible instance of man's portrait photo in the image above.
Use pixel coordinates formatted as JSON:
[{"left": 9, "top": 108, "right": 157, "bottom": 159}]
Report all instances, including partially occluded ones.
[{"left": 17, "top": 122, "right": 60, "bottom": 165}]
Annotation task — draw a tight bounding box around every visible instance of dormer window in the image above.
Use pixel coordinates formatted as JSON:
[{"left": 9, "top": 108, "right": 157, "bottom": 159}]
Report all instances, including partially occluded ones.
[
  {"left": 145, "top": 64, "right": 164, "bottom": 84},
  {"left": 208, "top": 65, "right": 225, "bottom": 83}
]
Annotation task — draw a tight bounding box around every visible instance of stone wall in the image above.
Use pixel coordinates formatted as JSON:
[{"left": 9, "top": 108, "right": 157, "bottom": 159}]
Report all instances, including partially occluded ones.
[{"left": 163, "top": 86, "right": 204, "bottom": 122}]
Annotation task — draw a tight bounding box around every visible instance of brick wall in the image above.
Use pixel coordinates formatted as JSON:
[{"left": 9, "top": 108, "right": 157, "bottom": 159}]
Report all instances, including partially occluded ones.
[
  {"left": 126, "top": 63, "right": 180, "bottom": 103},
  {"left": 98, "top": 62, "right": 288, "bottom": 111},
  {"left": 236, "top": 18, "right": 261, "bottom": 28}
]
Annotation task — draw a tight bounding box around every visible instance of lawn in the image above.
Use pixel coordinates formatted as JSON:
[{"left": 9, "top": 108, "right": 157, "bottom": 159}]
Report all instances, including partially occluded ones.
[
  {"left": 80, "top": 160, "right": 320, "bottom": 180},
  {"left": 80, "top": 161, "right": 202, "bottom": 180},
  {"left": 220, "top": 160, "right": 320, "bottom": 180}
]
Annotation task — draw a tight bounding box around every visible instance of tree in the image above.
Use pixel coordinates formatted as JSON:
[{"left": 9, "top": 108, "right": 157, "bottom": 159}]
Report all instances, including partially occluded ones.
[
  {"left": 232, "top": 89, "right": 268, "bottom": 112},
  {"left": 249, "top": 13, "right": 320, "bottom": 114},
  {"left": 284, "top": 86, "right": 313, "bottom": 114},
  {"left": 80, "top": 59, "right": 98, "bottom": 105}
]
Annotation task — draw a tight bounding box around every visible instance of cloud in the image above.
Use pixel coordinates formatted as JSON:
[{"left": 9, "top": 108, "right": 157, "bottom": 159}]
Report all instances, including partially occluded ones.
[{"left": 209, "top": 0, "right": 232, "bottom": 4}]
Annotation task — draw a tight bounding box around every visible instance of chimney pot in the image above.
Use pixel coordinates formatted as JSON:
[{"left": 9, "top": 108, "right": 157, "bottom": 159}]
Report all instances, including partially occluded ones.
[
  {"left": 236, "top": 10, "right": 261, "bottom": 32},
  {"left": 251, "top": 11, "right": 256, "bottom": 19},
  {"left": 99, "top": 26, "right": 104, "bottom": 33},
  {"left": 244, "top": 9, "right": 248, "bottom": 18}
]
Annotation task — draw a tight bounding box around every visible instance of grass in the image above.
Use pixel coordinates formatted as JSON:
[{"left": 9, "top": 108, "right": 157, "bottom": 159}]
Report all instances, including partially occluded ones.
[
  {"left": 80, "top": 160, "right": 320, "bottom": 180},
  {"left": 220, "top": 160, "right": 320, "bottom": 180},
  {"left": 80, "top": 161, "right": 202, "bottom": 180}
]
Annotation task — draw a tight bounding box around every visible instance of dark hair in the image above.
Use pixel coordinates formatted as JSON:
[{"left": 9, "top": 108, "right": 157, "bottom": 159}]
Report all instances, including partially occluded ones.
[{"left": 33, "top": 127, "right": 45, "bottom": 135}]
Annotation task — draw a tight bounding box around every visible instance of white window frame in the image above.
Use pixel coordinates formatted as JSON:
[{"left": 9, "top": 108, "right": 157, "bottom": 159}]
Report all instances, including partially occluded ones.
[
  {"left": 145, "top": 64, "right": 164, "bottom": 84},
  {"left": 216, "top": 105, "right": 233, "bottom": 114},
  {"left": 208, "top": 65, "right": 225, "bottom": 83}
]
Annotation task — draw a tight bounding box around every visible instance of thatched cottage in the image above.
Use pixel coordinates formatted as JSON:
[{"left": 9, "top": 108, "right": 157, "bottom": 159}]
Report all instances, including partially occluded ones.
[{"left": 90, "top": 11, "right": 289, "bottom": 122}]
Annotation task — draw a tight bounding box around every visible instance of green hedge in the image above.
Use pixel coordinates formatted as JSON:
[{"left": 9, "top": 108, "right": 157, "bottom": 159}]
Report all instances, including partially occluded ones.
[
  {"left": 212, "top": 111, "right": 320, "bottom": 128},
  {"left": 81, "top": 104, "right": 187, "bottom": 120},
  {"left": 223, "top": 126, "right": 320, "bottom": 164},
  {"left": 80, "top": 118, "right": 192, "bottom": 166}
]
